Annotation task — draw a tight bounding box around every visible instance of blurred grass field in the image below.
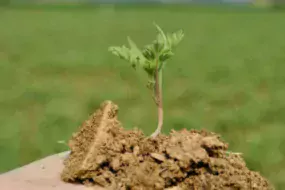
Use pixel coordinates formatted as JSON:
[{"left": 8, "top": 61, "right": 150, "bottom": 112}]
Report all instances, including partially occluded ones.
[{"left": 0, "top": 5, "right": 285, "bottom": 189}]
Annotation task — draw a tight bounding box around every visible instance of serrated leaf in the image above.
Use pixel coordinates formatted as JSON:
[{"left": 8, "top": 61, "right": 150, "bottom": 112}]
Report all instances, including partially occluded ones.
[
  {"left": 127, "top": 36, "right": 146, "bottom": 63},
  {"left": 154, "top": 23, "right": 168, "bottom": 48},
  {"left": 109, "top": 23, "right": 184, "bottom": 77},
  {"left": 108, "top": 46, "right": 130, "bottom": 61},
  {"left": 167, "top": 30, "right": 184, "bottom": 48},
  {"left": 142, "top": 46, "right": 155, "bottom": 61},
  {"left": 159, "top": 52, "right": 174, "bottom": 62}
]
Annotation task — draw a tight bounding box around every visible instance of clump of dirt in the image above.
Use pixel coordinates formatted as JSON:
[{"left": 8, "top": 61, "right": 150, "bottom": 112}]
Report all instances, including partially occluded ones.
[{"left": 61, "top": 101, "right": 274, "bottom": 190}]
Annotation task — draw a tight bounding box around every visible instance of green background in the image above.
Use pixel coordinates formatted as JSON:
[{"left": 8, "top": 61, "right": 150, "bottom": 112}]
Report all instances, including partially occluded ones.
[{"left": 0, "top": 5, "right": 284, "bottom": 189}]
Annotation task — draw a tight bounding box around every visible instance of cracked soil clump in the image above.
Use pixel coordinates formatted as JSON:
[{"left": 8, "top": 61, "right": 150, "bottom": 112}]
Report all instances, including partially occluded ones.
[{"left": 61, "top": 101, "right": 274, "bottom": 190}]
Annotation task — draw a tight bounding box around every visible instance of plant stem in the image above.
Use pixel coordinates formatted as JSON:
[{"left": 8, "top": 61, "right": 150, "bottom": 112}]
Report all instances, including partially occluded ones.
[{"left": 150, "top": 58, "right": 163, "bottom": 138}]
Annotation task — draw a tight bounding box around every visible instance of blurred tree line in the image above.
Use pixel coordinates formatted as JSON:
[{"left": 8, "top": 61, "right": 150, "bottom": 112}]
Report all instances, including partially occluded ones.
[
  {"left": 0, "top": 0, "right": 283, "bottom": 6},
  {"left": 0, "top": 0, "right": 284, "bottom": 12}
]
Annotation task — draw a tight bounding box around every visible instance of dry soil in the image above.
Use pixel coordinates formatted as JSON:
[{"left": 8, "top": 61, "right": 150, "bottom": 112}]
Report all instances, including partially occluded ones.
[{"left": 61, "top": 101, "right": 274, "bottom": 190}]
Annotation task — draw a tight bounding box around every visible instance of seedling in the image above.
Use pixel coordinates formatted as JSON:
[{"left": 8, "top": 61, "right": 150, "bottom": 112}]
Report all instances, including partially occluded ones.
[{"left": 108, "top": 23, "right": 184, "bottom": 138}]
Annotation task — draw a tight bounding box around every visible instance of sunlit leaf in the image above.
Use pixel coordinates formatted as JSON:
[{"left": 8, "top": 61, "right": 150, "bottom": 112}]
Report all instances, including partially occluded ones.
[
  {"left": 154, "top": 23, "right": 168, "bottom": 48},
  {"left": 109, "top": 23, "right": 184, "bottom": 75},
  {"left": 167, "top": 29, "right": 184, "bottom": 48}
]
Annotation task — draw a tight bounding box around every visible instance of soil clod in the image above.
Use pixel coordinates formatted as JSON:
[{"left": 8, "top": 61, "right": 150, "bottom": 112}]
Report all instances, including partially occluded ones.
[{"left": 61, "top": 101, "right": 274, "bottom": 190}]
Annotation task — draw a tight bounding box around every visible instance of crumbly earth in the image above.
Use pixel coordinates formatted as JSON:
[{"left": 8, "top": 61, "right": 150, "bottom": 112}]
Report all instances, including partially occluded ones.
[{"left": 61, "top": 101, "right": 274, "bottom": 190}]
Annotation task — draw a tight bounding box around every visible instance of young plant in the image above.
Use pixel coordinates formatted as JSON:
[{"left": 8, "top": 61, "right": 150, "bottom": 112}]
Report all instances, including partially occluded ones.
[{"left": 108, "top": 23, "right": 184, "bottom": 138}]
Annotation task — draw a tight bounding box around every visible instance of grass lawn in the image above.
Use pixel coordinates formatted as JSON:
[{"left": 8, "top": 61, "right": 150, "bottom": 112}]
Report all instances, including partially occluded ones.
[{"left": 0, "top": 5, "right": 284, "bottom": 189}]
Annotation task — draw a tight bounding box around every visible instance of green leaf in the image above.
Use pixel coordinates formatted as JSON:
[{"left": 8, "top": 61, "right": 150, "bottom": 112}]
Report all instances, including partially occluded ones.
[
  {"left": 154, "top": 23, "right": 168, "bottom": 48},
  {"left": 108, "top": 38, "right": 146, "bottom": 70},
  {"left": 108, "top": 46, "right": 131, "bottom": 61},
  {"left": 167, "top": 29, "right": 184, "bottom": 48},
  {"left": 109, "top": 23, "right": 184, "bottom": 76},
  {"left": 142, "top": 45, "right": 155, "bottom": 61},
  {"left": 153, "top": 40, "right": 164, "bottom": 54},
  {"left": 159, "top": 51, "right": 174, "bottom": 62},
  {"left": 142, "top": 60, "right": 156, "bottom": 76},
  {"left": 127, "top": 36, "right": 146, "bottom": 63}
]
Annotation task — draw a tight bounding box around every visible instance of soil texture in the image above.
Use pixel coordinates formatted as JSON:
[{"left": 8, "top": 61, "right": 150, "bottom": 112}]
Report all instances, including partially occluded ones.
[{"left": 61, "top": 101, "right": 273, "bottom": 190}]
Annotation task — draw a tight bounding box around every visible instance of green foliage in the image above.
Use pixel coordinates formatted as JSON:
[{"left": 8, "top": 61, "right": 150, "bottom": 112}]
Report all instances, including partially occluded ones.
[
  {"left": 1, "top": 6, "right": 285, "bottom": 189},
  {"left": 108, "top": 23, "right": 184, "bottom": 83},
  {"left": 108, "top": 23, "right": 184, "bottom": 137}
]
